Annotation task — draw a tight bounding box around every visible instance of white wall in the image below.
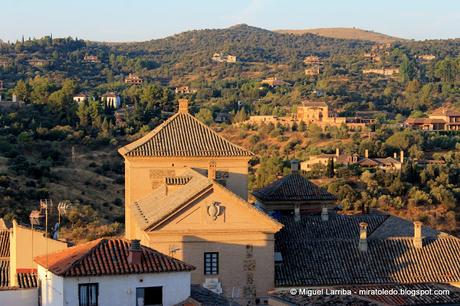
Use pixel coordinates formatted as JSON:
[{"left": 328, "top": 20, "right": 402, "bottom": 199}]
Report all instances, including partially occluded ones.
[
  {"left": 39, "top": 265, "right": 65, "bottom": 306},
  {"left": 0, "top": 288, "right": 37, "bottom": 306},
  {"left": 39, "top": 264, "right": 191, "bottom": 306}
]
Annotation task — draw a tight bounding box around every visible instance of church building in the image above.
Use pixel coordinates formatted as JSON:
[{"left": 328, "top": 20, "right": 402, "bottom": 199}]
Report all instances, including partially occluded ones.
[{"left": 119, "top": 99, "right": 282, "bottom": 302}]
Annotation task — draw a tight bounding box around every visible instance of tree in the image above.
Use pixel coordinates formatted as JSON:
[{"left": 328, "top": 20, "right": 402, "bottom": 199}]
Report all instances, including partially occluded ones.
[
  {"left": 196, "top": 108, "right": 214, "bottom": 125},
  {"left": 326, "top": 158, "right": 334, "bottom": 178},
  {"left": 233, "top": 108, "right": 248, "bottom": 123},
  {"left": 29, "top": 76, "right": 51, "bottom": 104},
  {"left": 399, "top": 55, "right": 416, "bottom": 83},
  {"left": 435, "top": 57, "right": 458, "bottom": 83},
  {"left": 13, "top": 80, "right": 29, "bottom": 102}
]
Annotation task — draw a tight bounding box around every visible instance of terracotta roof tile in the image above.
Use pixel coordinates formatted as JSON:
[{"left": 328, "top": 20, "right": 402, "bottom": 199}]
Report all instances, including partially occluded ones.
[
  {"left": 119, "top": 112, "right": 253, "bottom": 157},
  {"left": 34, "top": 238, "right": 195, "bottom": 277},
  {"left": 275, "top": 214, "right": 460, "bottom": 287},
  {"left": 0, "top": 260, "right": 9, "bottom": 287},
  {"left": 0, "top": 230, "right": 9, "bottom": 258},
  {"left": 252, "top": 173, "right": 336, "bottom": 202}
]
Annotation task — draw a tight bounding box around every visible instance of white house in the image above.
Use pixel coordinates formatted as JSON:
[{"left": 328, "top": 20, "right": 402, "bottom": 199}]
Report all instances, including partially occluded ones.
[
  {"left": 101, "top": 93, "right": 121, "bottom": 109},
  {"left": 35, "top": 238, "right": 195, "bottom": 306},
  {"left": 73, "top": 93, "right": 87, "bottom": 103}
]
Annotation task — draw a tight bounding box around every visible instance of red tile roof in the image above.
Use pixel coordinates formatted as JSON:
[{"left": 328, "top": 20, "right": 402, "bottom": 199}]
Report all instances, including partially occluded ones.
[{"left": 34, "top": 238, "right": 195, "bottom": 277}]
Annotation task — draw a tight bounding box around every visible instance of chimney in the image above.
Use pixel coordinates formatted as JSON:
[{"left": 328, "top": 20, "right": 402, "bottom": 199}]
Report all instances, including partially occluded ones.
[
  {"left": 358, "top": 222, "right": 368, "bottom": 252},
  {"left": 290, "top": 160, "right": 299, "bottom": 173},
  {"left": 12, "top": 94, "right": 17, "bottom": 103},
  {"left": 178, "top": 99, "right": 189, "bottom": 113},
  {"left": 400, "top": 150, "right": 404, "bottom": 163},
  {"left": 294, "top": 204, "right": 300, "bottom": 222},
  {"left": 321, "top": 206, "right": 329, "bottom": 221},
  {"left": 393, "top": 152, "right": 397, "bottom": 159},
  {"left": 413, "top": 221, "right": 423, "bottom": 248},
  {"left": 128, "top": 239, "right": 142, "bottom": 265},
  {"left": 208, "top": 161, "right": 216, "bottom": 180},
  {"left": 364, "top": 149, "right": 369, "bottom": 158}
]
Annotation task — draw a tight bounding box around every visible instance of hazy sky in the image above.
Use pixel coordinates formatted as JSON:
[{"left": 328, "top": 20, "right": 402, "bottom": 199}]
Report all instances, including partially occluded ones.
[{"left": 1, "top": 0, "right": 459, "bottom": 42}]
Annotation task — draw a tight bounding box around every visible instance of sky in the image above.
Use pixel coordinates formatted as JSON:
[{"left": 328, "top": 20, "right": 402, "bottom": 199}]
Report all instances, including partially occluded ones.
[{"left": 1, "top": 0, "right": 460, "bottom": 42}]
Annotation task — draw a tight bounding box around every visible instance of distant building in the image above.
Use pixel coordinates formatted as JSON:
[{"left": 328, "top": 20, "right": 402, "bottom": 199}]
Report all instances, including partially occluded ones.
[
  {"left": 261, "top": 77, "right": 291, "bottom": 87},
  {"left": 73, "top": 93, "right": 87, "bottom": 103},
  {"left": 124, "top": 73, "right": 143, "bottom": 85},
  {"left": 243, "top": 115, "right": 295, "bottom": 127},
  {"left": 0, "top": 58, "right": 10, "bottom": 69},
  {"left": 304, "top": 66, "right": 320, "bottom": 76},
  {"left": 362, "top": 68, "right": 399, "bottom": 76},
  {"left": 28, "top": 59, "right": 49, "bottom": 68},
  {"left": 212, "top": 52, "right": 237, "bottom": 63},
  {"left": 303, "top": 55, "right": 321, "bottom": 65},
  {"left": 405, "top": 107, "right": 460, "bottom": 131},
  {"left": 175, "top": 86, "right": 197, "bottom": 94},
  {"left": 83, "top": 54, "right": 100, "bottom": 63},
  {"left": 214, "top": 112, "right": 231, "bottom": 124},
  {"left": 301, "top": 149, "right": 404, "bottom": 172},
  {"left": 101, "top": 92, "right": 121, "bottom": 109},
  {"left": 416, "top": 54, "right": 436, "bottom": 62},
  {"left": 35, "top": 238, "right": 195, "bottom": 306}
]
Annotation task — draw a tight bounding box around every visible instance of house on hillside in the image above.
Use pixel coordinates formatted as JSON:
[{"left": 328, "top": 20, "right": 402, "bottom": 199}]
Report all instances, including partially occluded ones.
[
  {"left": 83, "top": 55, "right": 100, "bottom": 63},
  {"left": 101, "top": 92, "right": 121, "bottom": 109},
  {"left": 28, "top": 58, "right": 49, "bottom": 68},
  {"left": 124, "top": 73, "right": 143, "bottom": 85},
  {"left": 73, "top": 93, "right": 87, "bottom": 103},
  {"left": 362, "top": 68, "right": 399, "bottom": 76},
  {"left": 405, "top": 107, "right": 460, "bottom": 131},
  {"left": 261, "top": 77, "right": 291, "bottom": 87},
  {"left": 118, "top": 99, "right": 282, "bottom": 304},
  {"left": 35, "top": 238, "right": 195, "bottom": 306},
  {"left": 301, "top": 149, "right": 404, "bottom": 172}
]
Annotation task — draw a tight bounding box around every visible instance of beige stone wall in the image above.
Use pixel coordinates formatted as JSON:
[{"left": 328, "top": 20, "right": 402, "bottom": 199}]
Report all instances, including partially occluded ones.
[
  {"left": 124, "top": 156, "right": 250, "bottom": 239},
  {"left": 141, "top": 184, "right": 281, "bottom": 300}
]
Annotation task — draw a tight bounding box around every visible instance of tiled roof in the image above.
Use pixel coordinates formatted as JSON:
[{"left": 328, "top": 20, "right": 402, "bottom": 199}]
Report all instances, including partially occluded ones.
[
  {"left": 358, "top": 157, "right": 401, "bottom": 167},
  {"left": 430, "top": 107, "right": 460, "bottom": 117},
  {"left": 187, "top": 285, "right": 241, "bottom": 306},
  {"left": 134, "top": 168, "right": 282, "bottom": 232},
  {"left": 271, "top": 283, "right": 460, "bottom": 306},
  {"left": 252, "top": 173, "right": 337, "bottom": 202},
  {"left": 133, "top": 169, "right": 213, "bottom": 230},
  {"left": 0, "top": 260, "right": 8, "bottom": 287},
  {"left": 405, "top": 118, "right": 446, "bottom": 124},
  {"left": 119, "top": 112, "right": 253, "bottom": 157},
  {"left": 275, "top": 214, "right": 460, "bottom": 287},
  {"left": 34, "top": 238, "right": 195, "bottom": 277},
  {"left": 0, "top": 230, "right": 9, "bottom": 258},
  {"left": 17, "top": 271, "right": 37, "bottom": 288}
]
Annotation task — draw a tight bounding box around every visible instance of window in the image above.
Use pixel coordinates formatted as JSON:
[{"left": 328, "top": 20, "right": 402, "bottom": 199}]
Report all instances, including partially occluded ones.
[
  {"left": 79, "top": 283, "right": 98, "bottom": 306},
  {"left": 204, "top": 252, "right": 219, "bottom": 275},
  {"left": 136, "top": 286, "right": 162, "bottom": 306}
]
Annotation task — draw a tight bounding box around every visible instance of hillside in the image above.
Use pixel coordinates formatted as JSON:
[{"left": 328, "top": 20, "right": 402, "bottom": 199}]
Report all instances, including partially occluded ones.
[{"left": 275, "top": 27, "right": 404, "bottom": 43}]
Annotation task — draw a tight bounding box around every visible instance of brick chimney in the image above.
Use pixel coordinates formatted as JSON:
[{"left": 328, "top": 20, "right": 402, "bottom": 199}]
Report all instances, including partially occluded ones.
[
  {"left": 208, "top": 161, "right": 216, "bottom": 180},
  {"left": 400, "top": 150, "right": 404, "bottom": 163},
  {"left": 321, "top": 206, "right": 329, "bottom": 221},
  {"left": 128, "top": 239, "right": 142, "bottom": 265},
  {"left": 358, "top": 222, "right": 368, "bottom": 252},
  {"left": 178, "top": 99, "right": 189, "bottom": 113},
  {"left": 291, "top": 160, "right": 299, "bottom": 173},
  {"left": 335, "top": 148, "right": 340, "bottom": 157},
  {"left": 364, "top": 149, "right": 369, "bottom": 158},
  {"left": 413, "top": 221, "right": 423, "bottom": 248}
]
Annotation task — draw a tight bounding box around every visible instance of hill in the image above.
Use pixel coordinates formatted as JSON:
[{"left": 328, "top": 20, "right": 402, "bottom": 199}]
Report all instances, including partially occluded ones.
[{"left": 275, "top": 27, "right": 404, "bottom": 43}]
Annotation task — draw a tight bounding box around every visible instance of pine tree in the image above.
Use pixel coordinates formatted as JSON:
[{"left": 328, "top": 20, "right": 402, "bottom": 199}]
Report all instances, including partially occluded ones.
[{"left": 326, "top": 158, "right": 335, "bottom": 178}]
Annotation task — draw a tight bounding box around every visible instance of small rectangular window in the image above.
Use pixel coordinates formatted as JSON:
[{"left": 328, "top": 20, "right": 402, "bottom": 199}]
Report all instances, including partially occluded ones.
[
  {"left": 204, "top": 252, "right": 219, "bottom": 275},
  {"left": 79, "top": 283, "right": 98, "bottom": 306}
]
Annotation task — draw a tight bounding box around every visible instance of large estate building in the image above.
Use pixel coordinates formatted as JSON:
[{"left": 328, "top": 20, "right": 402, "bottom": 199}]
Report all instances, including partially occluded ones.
[
  {"left": 405, "top": 107, "right": 460, "bottom": 131},
  {"left": 296, "top": 101, "right": 374, "bottom": 128}
]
